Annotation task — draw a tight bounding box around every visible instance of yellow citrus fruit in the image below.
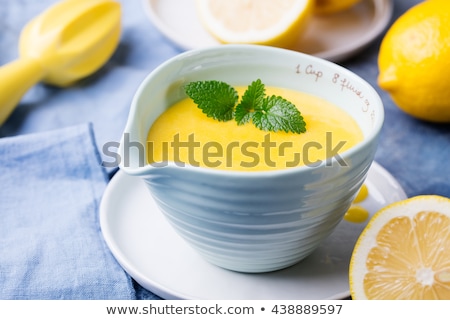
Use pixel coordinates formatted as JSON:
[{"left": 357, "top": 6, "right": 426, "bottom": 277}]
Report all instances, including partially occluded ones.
[
  {"left": 195, "top": 0, "right": 313, "bottom": 49},
  {"left": 313, "top": 0, "right": 362, "bottom": 15},
  {"left": 349, "top": 195, "right": 450, "bottom": 299},
  {"left": 378, "top": 0, "right": 450, "bottom": 122}
]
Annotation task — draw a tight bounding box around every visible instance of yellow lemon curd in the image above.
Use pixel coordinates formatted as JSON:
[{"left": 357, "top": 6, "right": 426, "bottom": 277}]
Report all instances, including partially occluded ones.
[{"left": 147, "top": 86, "right": 363, "bottom": 171}]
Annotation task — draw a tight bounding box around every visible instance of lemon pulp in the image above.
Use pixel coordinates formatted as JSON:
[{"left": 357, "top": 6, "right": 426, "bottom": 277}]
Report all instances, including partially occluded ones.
[{"left": 146, "top": 86, "right": 363, "bottom": 171}]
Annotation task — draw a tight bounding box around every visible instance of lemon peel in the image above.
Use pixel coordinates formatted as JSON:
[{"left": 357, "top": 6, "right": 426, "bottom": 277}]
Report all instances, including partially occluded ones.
[{"left": 313, "top": 0, "right": 362, "bottom": 15}]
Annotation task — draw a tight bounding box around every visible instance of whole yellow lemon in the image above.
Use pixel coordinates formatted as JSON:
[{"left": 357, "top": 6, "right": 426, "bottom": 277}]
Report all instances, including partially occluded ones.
[{"left": 378, "top": 0, "right": 450, "bottom": 122}]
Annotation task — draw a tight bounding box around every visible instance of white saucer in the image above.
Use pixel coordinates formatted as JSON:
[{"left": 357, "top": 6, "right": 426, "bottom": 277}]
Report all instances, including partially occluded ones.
[
  {"left": 100, "top": 162, "right": 406, "bottom": 300},
  {"left": 142, "top": 0, "right": 393, "bottom": 62}
]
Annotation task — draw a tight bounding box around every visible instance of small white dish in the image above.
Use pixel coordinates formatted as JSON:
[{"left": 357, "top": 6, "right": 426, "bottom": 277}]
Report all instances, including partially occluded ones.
[
  {"left": 143, "top": 0, "right": 393, "bottom": 62},
  {"left": 100, "top": 161, "right": 406, "bottom": 300},
  {"left": 119, "top": 45, "right": 384, "bottom": 273}
]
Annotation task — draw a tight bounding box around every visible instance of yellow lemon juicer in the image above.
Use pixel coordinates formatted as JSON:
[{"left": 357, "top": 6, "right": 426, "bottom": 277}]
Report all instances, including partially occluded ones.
[{"left": 0, "top": 0, "right": 121, "bottom": 125}]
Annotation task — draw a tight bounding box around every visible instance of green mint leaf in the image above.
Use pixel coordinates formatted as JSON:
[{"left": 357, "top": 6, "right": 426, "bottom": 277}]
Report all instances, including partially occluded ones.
[
  {"left": 235, "top": 79, "right": 266, "bottom": 125},
  {"left": 185, "top": 79, "right": 307, "bottom": 134},
  {"left": 185, "top": 80, "right": 237, "bottom": 121},
  {"left": 252, "top": 95, "right": 306, "bottom": 134}
]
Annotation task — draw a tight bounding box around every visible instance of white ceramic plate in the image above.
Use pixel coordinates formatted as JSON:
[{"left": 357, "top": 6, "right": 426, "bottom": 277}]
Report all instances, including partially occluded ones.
[
  {"left": 100, "top": 162, "right": 406, "bottom": 300},
  {"left": 143, "top": 0, "right": 393, "bottom": 62}
]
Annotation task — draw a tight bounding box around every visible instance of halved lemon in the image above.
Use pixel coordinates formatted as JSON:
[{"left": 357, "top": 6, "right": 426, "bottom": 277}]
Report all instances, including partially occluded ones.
[
  {"left": 349, "top": 195, "right": 450, "bottom": 299},
  {"left": 195, "top": 0, "right": 313, "bottom": 49}
]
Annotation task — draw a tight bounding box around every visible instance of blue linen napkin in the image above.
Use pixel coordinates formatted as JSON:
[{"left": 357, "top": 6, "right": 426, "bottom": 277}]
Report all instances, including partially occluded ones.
[{"left": 0, "top": 123, "right": 135, "bottom": 299}]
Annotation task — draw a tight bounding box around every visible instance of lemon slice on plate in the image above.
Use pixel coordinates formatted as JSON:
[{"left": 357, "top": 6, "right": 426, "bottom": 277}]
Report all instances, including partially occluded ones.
[
  {"left": 349, "top": 195, "right": 450, "bottom": 299},
  {"left": 195, "top": 0, "right": 313, "bottom": 49}
]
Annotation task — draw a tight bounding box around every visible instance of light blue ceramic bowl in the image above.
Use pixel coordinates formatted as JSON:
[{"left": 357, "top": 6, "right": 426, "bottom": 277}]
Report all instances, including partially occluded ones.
[{"left": 119, "top": 45, "right": 384, "bottom": 273}]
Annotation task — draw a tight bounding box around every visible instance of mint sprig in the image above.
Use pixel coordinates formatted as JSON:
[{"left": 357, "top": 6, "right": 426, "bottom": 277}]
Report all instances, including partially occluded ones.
[{"left": 184, "top": 79, "right": 306, "bottom": 134}]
